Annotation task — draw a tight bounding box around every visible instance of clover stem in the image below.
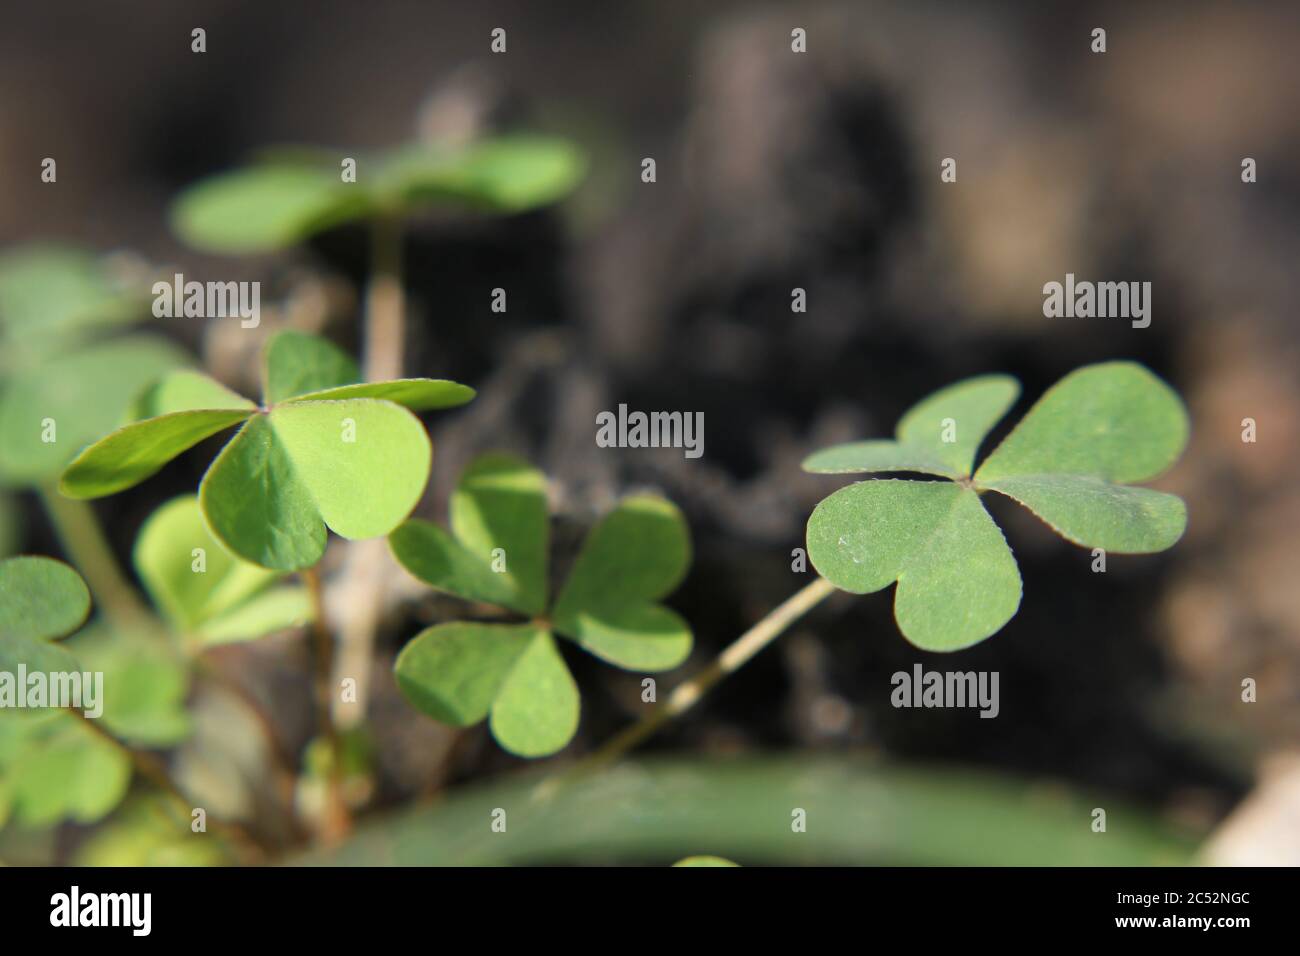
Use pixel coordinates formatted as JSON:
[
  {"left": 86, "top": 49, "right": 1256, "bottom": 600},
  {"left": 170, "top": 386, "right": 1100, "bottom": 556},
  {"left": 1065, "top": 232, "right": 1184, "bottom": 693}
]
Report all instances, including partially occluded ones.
[
  {"left": 363, "top": 213, "right": 405, "bottom": 382},
  {"left": 331, "top": 213, "right": 407, "bottom": 731},
  {"left": 38, "top": 486, "right": 149, "bottom": 629},
  {"left": 66, "top": 708, "right": 266, "bottom": 862},
  {"left": 302, "top": 566, "right": 352, "bottom": 841},
  {"left": 545, "top": 576, "right": 839, "bottom": 790}
]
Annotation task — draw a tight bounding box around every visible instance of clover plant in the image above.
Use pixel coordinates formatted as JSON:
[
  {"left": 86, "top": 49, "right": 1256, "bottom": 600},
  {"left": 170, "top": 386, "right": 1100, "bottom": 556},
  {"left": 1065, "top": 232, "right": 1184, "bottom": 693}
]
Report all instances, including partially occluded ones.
[
  {"left": 803, "top": 361, "right": 1189, "bottom": 651},
  {"left": 170, "top": 136, "right": 586, "bottom": 254},
  {"left": 59, "top": 330, "right": 474, "bottom": 570},
  {"left": 389, "top": 453, "right": 692, "bottom": 757}
]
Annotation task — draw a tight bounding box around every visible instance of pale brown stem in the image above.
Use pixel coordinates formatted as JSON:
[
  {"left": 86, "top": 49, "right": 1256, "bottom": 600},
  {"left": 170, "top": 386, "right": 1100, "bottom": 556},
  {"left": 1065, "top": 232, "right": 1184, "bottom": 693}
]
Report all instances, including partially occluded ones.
[
  {"left": 333, "top": 215, "right": 407, "bottom": 729},
  {"left": 302, "top": 567, "right": 352, "bottom": 840},
  {"left": 538, "top": 577, "right": 838, "bottom": 796}
]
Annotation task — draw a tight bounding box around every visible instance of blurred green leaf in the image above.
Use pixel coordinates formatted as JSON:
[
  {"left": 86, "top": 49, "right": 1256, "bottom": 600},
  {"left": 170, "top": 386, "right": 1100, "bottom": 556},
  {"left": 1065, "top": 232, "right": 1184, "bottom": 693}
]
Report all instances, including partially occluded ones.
[
  {"left": 378, "top": 136, "right": 587, "bottom": 212},
  {"left": 73, "top": 798, "right": 230, "bottom": 866},
  {"left": 134, "top": 496, "right": 310, "bottom": 644},
  {"left": 171, "top": 135, "right": 586, "bottom": 254},
  {"left": 0, "top": 555, "right": 90, "bottom": 641},
  {"left": 296, "top": 757, "right": 1199, "bottom": 866},
  {"left": 0, "top": 556, "right": 89, "bottom": 675},
  {"left": 0, "top": 712, "right": 130, "bottom": 828},
  {"left": 0, "top": 245, "right": 142, "bottom": 368},
  {"left": 0, "top": 336, "right": 188, "bottom": 485},
  {"left": 68, "top": 626, "right": 191, "bottom": 748},
  {"left": 171, "top": 165, "right": 370, "bottom": 255}
]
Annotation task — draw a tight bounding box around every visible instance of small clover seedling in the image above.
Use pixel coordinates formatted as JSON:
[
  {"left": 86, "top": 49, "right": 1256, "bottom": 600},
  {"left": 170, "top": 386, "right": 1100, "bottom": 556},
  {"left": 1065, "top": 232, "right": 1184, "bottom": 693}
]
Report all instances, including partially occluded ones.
[
  {"left": 58, "top": 330, "right": 475, "bottom": 570},
  {"left": 389, "top": 453, "right": 693, "bottom": 757},
  {"left": 134, "top": 495, "right": 312, "bottom": 645},
  {"left": 804, "top": 361, "right": 1190, "bottom": 651},
  {"left": 170, "top": 136, "right": 586, "bottom": 255}
]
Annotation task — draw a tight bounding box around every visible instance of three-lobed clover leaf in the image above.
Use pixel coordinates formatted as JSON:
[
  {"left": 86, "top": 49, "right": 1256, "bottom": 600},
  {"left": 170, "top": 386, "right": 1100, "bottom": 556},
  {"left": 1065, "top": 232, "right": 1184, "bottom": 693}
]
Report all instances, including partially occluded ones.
[
  {"left": 171, "top": 135, "right": 587, "bottom": 254},
  {"left": 0, "top": 555, "right": 90, "bottom": 674},
  {"left": 804, "top": 362, "right": 1189, "bottom": 652},
  {"left": 134, "top": 495, "right": 312, "bottom": 645},
  {"left": 389, "top": 453, "right": 693, "bottom": 758},
  {"left": 59, "top": 330, "right": 475, "bottom": 571}
]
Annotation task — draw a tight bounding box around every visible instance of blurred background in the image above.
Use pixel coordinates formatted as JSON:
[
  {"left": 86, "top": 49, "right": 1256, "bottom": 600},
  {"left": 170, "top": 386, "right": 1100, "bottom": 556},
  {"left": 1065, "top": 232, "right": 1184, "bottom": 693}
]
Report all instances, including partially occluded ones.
[{"left": 1, "top": 0, "right": 1298, "bottom": 865}]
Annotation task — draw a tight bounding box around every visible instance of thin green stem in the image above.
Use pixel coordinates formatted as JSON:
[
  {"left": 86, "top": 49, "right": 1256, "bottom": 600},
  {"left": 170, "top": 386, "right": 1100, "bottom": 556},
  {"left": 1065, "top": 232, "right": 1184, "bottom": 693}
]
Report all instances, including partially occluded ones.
[
  {"left": 538, "top": 576, "right": 839, "bottom": 796},
  {"left": 38, "top": 486, "right": 148, "bottom": 628}
]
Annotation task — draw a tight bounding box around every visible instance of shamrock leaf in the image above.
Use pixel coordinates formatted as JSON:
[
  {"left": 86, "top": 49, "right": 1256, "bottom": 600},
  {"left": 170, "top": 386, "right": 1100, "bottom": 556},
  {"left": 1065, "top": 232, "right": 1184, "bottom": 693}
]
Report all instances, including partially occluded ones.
[
  {"left": 804, "top": 362, "right": 1189, "bottom": 651},
  {"left": 59, "top": 330, "right": 474, "bottom": 570},
  {"left": 172, "top": 136, "right": 586, "bottom": 254},
  {"left": 390, "top": 454, "right": 692, "bottom": 757},
  {"left": 0, "top": 556, "right": 90, "bottom": 674},
  {"left": 134, "top": 496, "right": 312, "bottom": 645},
  {"left": 68, "top": 626, "right": 192, "bottom": 748}
]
